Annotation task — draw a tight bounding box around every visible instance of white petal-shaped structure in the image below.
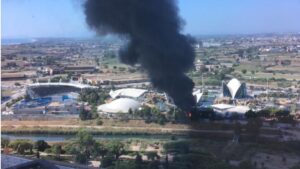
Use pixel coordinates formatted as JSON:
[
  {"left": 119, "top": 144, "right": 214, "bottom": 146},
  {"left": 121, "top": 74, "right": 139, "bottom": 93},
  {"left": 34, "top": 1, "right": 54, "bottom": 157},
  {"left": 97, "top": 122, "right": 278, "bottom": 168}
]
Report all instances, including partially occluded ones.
[
  {"left": 222, "top": 78, "right": 247, "bottom": 99},
  {"left": 109, "top": 88, "right": 147, "bottom": 99},
  {"left": 98, "top": 98, "right": 141, "bottom": 113},
  {"left": 193, "top": 89, "right": 203, "bottom": 103},
  {"left": 227, "top": 78, "right": 241, "bottom": 99}
]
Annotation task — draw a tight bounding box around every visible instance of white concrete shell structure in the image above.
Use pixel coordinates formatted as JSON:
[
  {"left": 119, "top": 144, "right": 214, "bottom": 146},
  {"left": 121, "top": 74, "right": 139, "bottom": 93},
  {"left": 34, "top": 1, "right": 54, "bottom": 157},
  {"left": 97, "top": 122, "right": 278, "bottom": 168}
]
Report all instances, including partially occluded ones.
[
  {"left": 211, "top": 103, "right": 250, "bottom": 118},
  {"left": 98, "top": 98, "right": 141, "bottom": 114},
  {"left": 193, "top": 89, "right": 203, "bottom": 103},
  {"left": 109, "top": 88, "right": 147, "bottom": 99},
  {"left": 222, "top": 78, "right": 247, "bottom": 99}
]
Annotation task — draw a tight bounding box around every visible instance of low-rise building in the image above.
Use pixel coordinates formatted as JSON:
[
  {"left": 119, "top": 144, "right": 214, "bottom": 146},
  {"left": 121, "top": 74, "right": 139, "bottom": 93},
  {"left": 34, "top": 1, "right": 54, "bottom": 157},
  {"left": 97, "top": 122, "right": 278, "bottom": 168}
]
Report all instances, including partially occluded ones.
[
  {"left": 1, "top": 73, "right": 27, "bottom": 81},
  {"left": 211, "top": 103, "right": 250, "bottom": 118},
  {"left": 64, "top": 66, "right": 96, "bottom": 74}
]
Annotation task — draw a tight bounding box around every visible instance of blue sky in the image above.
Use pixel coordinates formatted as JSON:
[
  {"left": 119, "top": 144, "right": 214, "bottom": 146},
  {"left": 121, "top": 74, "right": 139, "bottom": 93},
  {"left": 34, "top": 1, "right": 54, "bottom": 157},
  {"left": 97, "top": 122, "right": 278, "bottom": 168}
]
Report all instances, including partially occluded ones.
[{"left": 2, "top": 0, "right": 300, "bottom": 38}]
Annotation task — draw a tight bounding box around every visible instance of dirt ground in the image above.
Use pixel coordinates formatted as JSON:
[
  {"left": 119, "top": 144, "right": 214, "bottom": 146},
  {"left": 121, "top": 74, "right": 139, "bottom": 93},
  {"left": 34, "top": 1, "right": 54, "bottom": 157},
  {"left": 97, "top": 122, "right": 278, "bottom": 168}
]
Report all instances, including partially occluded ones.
[{"left": 1, "top": 119, "right": 189, "bottom": 129}]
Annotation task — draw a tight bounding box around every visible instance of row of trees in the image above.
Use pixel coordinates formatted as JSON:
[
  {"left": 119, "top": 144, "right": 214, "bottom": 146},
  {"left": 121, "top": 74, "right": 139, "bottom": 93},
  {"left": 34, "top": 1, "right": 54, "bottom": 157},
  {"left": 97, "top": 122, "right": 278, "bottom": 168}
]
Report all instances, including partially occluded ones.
[
  {"left": 78, "top": 88, "right": 109, "bottom": 105},
  {"left": 1, "top": 138, "right": 50, "bottom": 155},
  {"left": 245, "top": 108, "right": 290, "bottom": 119},
  {"left": 79, "top": 105, "right": 100, "bottom": 121},
  {"left": 2, "top": 130, "right": 128, "bottom": 167},
  {"left": 5, "top": 96, "right": 24, "bottom": 108},
  {"left": 245, "top": 108, "right": 296, "bottom": 124},
  {"left": 78, "top": 88, "right": 109, "bottom": 122},
  {"left": 132, "top": 106, "right": 168, "bottom": 125},
  {"left": 60, "top": 130, "right": 127, "bottom": 166}
]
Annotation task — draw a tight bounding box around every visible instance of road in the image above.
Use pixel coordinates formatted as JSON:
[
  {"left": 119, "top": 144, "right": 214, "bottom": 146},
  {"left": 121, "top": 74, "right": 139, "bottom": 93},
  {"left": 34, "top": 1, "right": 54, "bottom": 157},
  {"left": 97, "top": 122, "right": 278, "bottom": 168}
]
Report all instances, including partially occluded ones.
[
  {"left": 1, "top": 88, "right": 25, "bottom": 109},
  {"left": 1, "top": 154, "right": 31, "bottom": 169},
  {"left": 1, "top": 154, "right": 87, "bottom": 169}
]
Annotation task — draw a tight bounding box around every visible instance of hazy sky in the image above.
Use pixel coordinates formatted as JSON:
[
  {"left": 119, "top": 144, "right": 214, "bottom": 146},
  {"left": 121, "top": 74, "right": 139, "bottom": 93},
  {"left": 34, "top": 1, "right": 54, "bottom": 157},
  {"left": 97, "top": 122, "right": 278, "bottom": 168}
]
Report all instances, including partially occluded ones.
[{"left": 2, "top": 0, "right": 300, "bottom": 38}]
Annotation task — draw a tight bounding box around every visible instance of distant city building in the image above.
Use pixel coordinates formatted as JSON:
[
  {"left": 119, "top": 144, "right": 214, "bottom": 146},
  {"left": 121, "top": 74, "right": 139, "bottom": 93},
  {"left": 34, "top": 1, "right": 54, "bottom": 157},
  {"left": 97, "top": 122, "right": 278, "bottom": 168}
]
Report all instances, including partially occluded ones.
[
  {"left": 82, "top": 73, "right": 149, "bottom": 85},
  {"left": 1, "top": 73, "right": 26, "bottom": 81},
  {"left": 64, "top": 66, "right": 96, "bottom": 74},
  {"left": 46, "top": 66, "right": 64, "bottom": 75},
  {"left": 205, "top": 64, "right": 220, "bottom": 72},
  {"left": 194, "top": 59, "right": 206, "bottom": 72},
  {"left": 222, "top": 78, "right": 247, "bottom": 99},
  {"left": 202, "top": 42, "right": 221, "bottom": 48}
]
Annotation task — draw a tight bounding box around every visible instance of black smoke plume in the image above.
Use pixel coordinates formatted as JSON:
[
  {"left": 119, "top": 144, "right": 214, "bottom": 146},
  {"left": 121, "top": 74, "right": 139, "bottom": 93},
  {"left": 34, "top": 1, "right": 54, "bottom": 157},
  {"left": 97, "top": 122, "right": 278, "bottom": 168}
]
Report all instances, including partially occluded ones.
[{"left": 84, "top": 0, "right": 196, "bottom": 111}]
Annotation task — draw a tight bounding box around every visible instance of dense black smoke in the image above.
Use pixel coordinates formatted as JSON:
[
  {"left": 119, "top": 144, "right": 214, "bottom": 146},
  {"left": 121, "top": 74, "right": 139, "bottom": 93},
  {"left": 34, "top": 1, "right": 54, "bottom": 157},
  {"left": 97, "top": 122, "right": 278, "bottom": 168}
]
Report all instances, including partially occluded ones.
[{"left": 84, "top": 0, "right": 196, "bottom": 111}]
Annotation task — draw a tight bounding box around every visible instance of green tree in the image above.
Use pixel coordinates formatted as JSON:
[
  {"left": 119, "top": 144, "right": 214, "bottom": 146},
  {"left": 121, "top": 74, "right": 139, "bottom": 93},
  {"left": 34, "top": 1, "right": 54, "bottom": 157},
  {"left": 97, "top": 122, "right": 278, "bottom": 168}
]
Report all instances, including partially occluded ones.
[
  {"left": 52, "top": 144, "right": 62, "bottom": 160},
  {"left": 135, "top": 153, "right": 143, "bottom": 167},
  {"left": 14, "top": 82, "right": 21, "bottom": 86},
  {"left": 275, "top": 109, "right": 290, "bottom": 117},
  {"left": 242, "top": 69, "right": 247, "bottom": 74},
  {"left": 148, "top": 161, "right": 160, "bottom": 169},
  {"left": 91, "top": 104, "right": 99, "bottom": 119},
  {"left": 114, "top": 161, "right": 137, "bottom": 169},
  {"left": 93, "top": 142, "right": 107, "bottom": 159},
  {"left": 9, "top": 140, "right": 33, "bottom": 155},
  {"left": 76, "top": 129, "right": 97, "bottom": 159},
  {"left": 1, "top": 137, "right": 10, "bottom": 148},
  {"left": 34, "top": 140, "right": 50, "bottom": 152},
  {"left": 146, "top": 152, "right": 159, "bottom": 161},
  {"left": 100, "top": 156, "right": 115, "bottom": 168},
  {"left": 75, "top": 153, "right": 88, "bottom": 164},
  {"left": 164, "top": 141, "right": 190, "bottom": 154},
  {"left": 79, "top": 107, "right": 92, "bottom": 121},
  {"left": 64, "top": 142, "right": 79, "bottom": 155},
  {"left": 79, "top": 88, "right": 109, "bottom": 105},
  {"left": 96, "top": 118, "right": 103, "bottom": 125},
  {"left": 245, "top": 110, "right": 257, "bottom": 119},
  {"left": 66, "top": 129, "right": 101, "bottom": 163},
  {"left": 107, "top": 140, "right": 126, "bottom": 160}
]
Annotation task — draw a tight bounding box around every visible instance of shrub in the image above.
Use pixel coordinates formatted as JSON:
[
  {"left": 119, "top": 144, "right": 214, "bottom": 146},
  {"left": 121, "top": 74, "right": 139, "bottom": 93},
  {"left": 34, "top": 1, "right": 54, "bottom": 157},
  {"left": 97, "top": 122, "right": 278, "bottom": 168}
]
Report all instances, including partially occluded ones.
[
  {"left": 9, "top": 139, "right": 33, "bottom": 154},
  {"left": 75, "top": 153, "right": 88, "bottom": 164},
  {"left": 96, "top": 118, "right": 103, "bottom": 125},
  {"left": 1, "top": 137, "right": 10, "bottom": 147},
  {"left": 101, "top": 156, "right": 115, "bottom": 168},
  {"left": 34, "top": 140, "right": 50, "bottom": 152}
]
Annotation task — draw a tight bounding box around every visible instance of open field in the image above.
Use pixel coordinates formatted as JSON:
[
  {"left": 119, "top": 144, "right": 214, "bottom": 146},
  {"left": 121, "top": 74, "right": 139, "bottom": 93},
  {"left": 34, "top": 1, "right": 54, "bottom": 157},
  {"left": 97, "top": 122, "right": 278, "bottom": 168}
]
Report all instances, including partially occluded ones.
[
  {"left": 266, "top": 65, "right": 300, "bottom": 72},
  {"left": 1, "top": 119, "right": 189, "bottom": 129},
  {"left": 235, "top": 61, "right": 263, "bottom": 72},
  {"left": 254, "top": 72, "right": 300, "bottom": 81}
]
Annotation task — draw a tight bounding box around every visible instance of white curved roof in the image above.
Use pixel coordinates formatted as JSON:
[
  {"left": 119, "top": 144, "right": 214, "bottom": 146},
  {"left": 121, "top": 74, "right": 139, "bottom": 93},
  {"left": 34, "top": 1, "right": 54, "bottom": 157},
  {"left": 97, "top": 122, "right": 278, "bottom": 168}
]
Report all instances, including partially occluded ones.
[
  {"left": 227, "top": 106, "right": 250, "bottom": 114},
  {"left": 227, "top": 78, "right": 242, "bottom": 99},
  {"left": 193, "top": 89, "right": 203, "bottom": 103},
  {"left": 98, "top": 98, "right": 141, "bottom": 113},
  {"left": 109, "top": 88, "right": 147, "bottom": 99}
]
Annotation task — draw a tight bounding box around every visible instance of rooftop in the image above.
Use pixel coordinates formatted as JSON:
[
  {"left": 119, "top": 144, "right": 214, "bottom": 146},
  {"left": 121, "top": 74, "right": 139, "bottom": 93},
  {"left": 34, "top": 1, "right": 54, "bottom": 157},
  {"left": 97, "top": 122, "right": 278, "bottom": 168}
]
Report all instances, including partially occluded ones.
[{"left": 109, "top": 88, "right": 148, "bottom": 99}]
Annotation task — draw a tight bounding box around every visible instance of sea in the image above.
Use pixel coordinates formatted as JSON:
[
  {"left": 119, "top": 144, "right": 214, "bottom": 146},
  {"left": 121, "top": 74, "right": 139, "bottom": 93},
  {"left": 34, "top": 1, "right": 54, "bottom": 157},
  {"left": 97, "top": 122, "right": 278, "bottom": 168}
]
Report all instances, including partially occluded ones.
[{"left": 1, "top": 38, "right": 37, "bottom": 45}]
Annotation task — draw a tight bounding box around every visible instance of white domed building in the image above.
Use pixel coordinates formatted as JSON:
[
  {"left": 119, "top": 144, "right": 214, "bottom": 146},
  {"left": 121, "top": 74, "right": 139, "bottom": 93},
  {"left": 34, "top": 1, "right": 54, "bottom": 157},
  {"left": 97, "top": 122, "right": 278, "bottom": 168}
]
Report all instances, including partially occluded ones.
[{"left": 97, "top": 98, "right": 141, "bottom": 117}]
